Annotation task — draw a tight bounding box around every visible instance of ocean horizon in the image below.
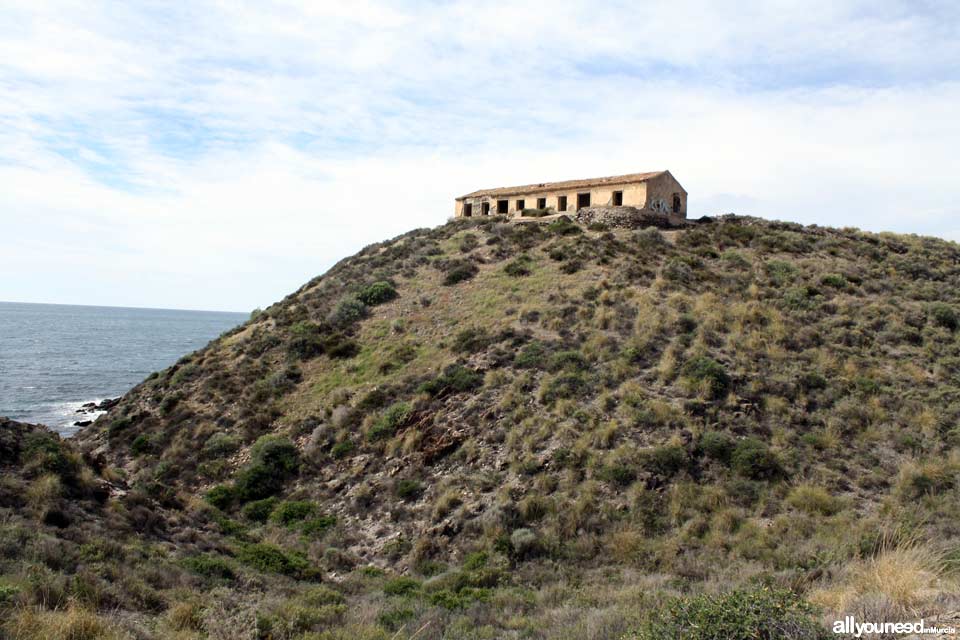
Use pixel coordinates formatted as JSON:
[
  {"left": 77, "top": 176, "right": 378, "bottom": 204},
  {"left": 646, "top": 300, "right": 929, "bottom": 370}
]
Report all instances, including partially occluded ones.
[{"left": 0, "top": 301, "right": 248, "bottom": 436}]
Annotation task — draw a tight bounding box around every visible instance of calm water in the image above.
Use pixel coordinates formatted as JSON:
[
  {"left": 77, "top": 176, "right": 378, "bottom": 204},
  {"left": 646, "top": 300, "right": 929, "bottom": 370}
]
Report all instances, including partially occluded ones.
[{"left": 0, "top": 301, "right": 247, "bottom": 436}]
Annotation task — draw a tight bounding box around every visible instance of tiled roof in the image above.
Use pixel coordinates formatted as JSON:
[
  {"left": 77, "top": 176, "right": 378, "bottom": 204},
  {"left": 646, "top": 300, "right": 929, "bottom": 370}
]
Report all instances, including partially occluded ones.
[{"left": 458, "top": 171, "right": 667, "bottom": 200}]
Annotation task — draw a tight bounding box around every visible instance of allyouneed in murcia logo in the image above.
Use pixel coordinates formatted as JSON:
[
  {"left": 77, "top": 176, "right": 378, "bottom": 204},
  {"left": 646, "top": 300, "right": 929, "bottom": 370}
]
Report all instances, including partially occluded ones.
[{"left": 833, "top": 616, "right": 957, "bottom": 637}]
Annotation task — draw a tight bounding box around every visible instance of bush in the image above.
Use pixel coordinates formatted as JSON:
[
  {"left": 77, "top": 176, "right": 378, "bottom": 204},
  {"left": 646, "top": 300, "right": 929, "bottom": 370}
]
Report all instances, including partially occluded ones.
[
  {"left": 786, "top": 485, "right": 841, "bottom": 516},
  {"left": 596, "top": 463, "right": 637, "bottom": 486},
  {"left": 731, "top": 438, "right": 782, "bottom": 480},
  {"left": 821, "top": 273, "right": 846, "bottom": 288},
  {"left": 547, "top": 350, "right": 589, "bottom": 372},
  {"left": 368, "top": 402, "right": 413, "bottom": 440},
  {"left": 330, "top": 440, "right": 355, "bottom": 459},
  {"left": 383, "top": 577, "right": 421, "bottom": 596},
  {"left": 681, "top": 356, "right": 731, "bottom": 399},
  {"left": 510, "top": 528, "right": 540, "bottom": 559},
  {"left": 130, "top": 435, "right": 152, "bottom": 456},
  {"left": 633, "top": 587, "right": 822, "bottom": 640},
  {"left": 642, "top": 445, "right": 689, "bottom": 477},
  {"left": 181, "top": 554, "right": 235, "bottom": 580},
  {"left": 443, "top": 260, "right": 479, "bottom": 286},
  {"left": 270, "top": 500, "right": 317, "bottom": 526},
  {"left": 328, "top": 297, "right": 368, "bottom": 329},
  {"left": 547, "top": 218, "right": 581, "bottom": 236},
  {"left": 539, "top": 372, "right": 589, "bottom": 404},
  {"left": 504, "top": 255, "right": 532, "bottom": 277},
  {"left": 357, "top": 281, "right": 398, "bottom": 306},
  {"left": 451, "top": 327, "right": 493, "bottom": 354},
  {"left": 931, "top": 304, "right": 958, "bottom": 331},
  {"left": 700, "top": 432, "right": 735, "bottom": 463},
  {"left": 205, "top": 484, "right": 236, "bottom": 510},
  {"left": 203, "top": 433, "right": 241, "bottom": 458},
  {"left": 237, "top": 543, "right": 307, "bottom": 576},
  {"left": 251, "top": 435, "right": 300, "bottom": 475},
  {"left": 233, "top": 464, "right": 283, "bottom": 502},
  {"left": 242, "top": 497, "right": 279, "bottom": 522},
  {"left": 301, "top": 515, "right": 337, "bottom": 537},
  {"left": 395, "top": 479, "right": 423, "bottom": 501},
  {"left": 514, "top": 341, "right": 549, "bottom": 369},
  {"left": 418, "top": 365, "right": 483, "bottom": 397},
  {"left": 288, "top": 322, "right": 326, "bottom": 360}
]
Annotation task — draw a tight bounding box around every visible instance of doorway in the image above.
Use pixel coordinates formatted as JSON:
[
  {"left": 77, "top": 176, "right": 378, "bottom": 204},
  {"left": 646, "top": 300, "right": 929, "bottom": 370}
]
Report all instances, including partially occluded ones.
[{"left": 577, "top": 193, "right": 591, "bottom": 210}]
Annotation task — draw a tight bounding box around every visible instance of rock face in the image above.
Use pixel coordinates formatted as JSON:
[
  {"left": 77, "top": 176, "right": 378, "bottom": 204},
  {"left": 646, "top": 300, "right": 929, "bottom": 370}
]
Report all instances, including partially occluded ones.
[{"left": 574, "top": 205, "right": 690, "bottom": 229}]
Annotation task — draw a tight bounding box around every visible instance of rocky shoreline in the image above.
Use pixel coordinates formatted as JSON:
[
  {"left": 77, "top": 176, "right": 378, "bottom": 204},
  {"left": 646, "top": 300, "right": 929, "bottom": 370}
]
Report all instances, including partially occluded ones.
[{"left": 71, "top": 397, "right": 119, "bottom": 428}]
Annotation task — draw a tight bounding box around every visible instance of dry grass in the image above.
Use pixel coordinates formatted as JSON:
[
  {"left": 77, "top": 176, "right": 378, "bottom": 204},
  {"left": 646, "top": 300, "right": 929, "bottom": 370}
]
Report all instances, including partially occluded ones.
[
  {"left": 25, "top": 474, "right": 61, "bottom": 513},
  {"left": 810, "top": 537, "right": 958, "bottom": 620},
  {"left": 3, "top": 602, "right": 127, "bottom": 640}
]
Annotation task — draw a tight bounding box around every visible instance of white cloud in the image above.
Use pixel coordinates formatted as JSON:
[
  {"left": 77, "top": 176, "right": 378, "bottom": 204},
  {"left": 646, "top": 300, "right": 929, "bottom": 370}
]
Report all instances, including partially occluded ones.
[{"left": 0, "top": 0, "right": 958, "bottom": 310}]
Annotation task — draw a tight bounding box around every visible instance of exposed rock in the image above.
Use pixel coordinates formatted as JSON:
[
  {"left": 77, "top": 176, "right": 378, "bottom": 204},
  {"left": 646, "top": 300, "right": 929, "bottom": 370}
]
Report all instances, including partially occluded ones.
[{"left": 574, "top": 205, "right": 690, "bottom": 229}]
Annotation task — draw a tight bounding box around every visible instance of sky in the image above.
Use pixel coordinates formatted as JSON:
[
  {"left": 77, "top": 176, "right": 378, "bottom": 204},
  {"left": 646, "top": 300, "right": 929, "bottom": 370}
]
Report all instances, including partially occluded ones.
[{"left": 1, "top": 1, "right": 958, "bottom": 312}]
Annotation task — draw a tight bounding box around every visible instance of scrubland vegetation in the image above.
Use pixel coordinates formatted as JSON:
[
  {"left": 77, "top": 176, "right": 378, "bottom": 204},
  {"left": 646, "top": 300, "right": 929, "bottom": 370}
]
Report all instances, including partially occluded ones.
[{"left": 3, "top": 214, "right": 960, "bottom": 638}]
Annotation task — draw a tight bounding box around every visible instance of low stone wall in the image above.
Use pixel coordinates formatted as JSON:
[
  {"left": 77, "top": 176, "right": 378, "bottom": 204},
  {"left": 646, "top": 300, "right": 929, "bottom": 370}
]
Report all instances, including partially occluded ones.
[{"left": 574, "top": 206, "right": 689, "bottom": 229}]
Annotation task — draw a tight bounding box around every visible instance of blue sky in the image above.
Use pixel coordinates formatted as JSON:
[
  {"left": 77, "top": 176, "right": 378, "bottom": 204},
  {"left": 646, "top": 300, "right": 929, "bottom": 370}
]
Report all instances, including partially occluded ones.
[{"left": 1, "top": 0, "right": 958, "bottom": 311}]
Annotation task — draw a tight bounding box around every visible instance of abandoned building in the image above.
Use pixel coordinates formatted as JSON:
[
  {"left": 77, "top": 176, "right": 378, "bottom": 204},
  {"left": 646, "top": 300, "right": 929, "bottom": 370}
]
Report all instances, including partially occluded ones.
[{"left": 454, "top": 170, "right": 687, "bottom": 219}]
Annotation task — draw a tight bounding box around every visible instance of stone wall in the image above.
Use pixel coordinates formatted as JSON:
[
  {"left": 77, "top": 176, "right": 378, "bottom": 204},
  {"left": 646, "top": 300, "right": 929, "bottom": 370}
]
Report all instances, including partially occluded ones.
[{"left": 574, "top": 206, "right": 690, "bottom": 229}]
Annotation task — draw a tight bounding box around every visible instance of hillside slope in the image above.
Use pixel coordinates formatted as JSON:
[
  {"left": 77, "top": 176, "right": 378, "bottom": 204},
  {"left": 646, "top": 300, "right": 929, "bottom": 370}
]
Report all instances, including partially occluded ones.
[{"left": 4, "top": 214, "right": 960, "bottom": 639}]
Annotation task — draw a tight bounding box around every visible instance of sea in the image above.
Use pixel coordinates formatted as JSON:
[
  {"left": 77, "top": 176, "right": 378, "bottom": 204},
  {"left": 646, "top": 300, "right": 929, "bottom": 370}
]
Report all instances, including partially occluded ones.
[{"left": 0, "top": 301, "right": 248, "bottom": 436}]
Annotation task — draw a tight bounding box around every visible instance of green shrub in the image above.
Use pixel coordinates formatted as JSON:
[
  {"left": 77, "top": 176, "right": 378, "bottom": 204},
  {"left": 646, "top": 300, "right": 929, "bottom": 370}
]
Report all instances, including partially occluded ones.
[
  {"left": 681, "top": 356, "right": 731, "bottom": 399},
  {"left": 451, "top": 327, "right": 493, "bottom": 354},
  {"left": 548, "top": 350, "right": 589, "bottom": 372},
  {"left": 642, "top": 445, "right": 689, "bottom": 477},
  {"left": 539, "top": 372, "right": 589, "bottom": 404},
  {"left": 633, "top": 587, "right": 822, "bottom": 640},
  {"left": 241, "top": 497, "right": 279, "bottom": 522},
  {"left": 330, "top": 440, "right": 355, "bottom": 459},
  {"left": 459, "top": 233, "right": 479, "bottom": 253},
  {"left": 395, "top": 479, "right": 423, "bottom": 501},
  {"left": 205, "top": 484, "right": 236, "bottom": 510},
  {"left": 233, "top": 464, "right": 283, "bottom": 502},
  {"left": 237, "top": 543, "right": 307, "bottom": 576},
  {"left": 931, "top": 303, "right": 958, "bottom": 331},
  {"left": 130, "top": 434, "right": 152, "bottom": 456},
  {"left": 270, "top": 500, "right": 317, "bottom": 526},
  {"left": 514, "top": 341, "right": 549, "bottom": 369},
  {"left": 731, "top": 438, "right": 782, "bottom": 480},
  {"left": 288, "top": 321, "right": 326, "bottom": 359},
  {"left": 377, "top": 607, "right": 416, "bottom": 631},
  {"left": 700, "top": 432, "right": 735, "bottom": 463},
  {"left": 0, "top": 583, "right": 19, "bottom": 605},
  {"left": 368, "top": 402, "right": 413, "bottom": 440},
  {"left": 357, "top": 281, "right": 398, "bottom": 306},
  {"left": 301, "top": 515, "right": 337, "bottom": 537},
  {"left": 251, "top": 435, "right": 300, "bottom": 475},
  {"left": 302, "top": 585, "right": 345, "bottom": 606},
  {"left": 328, "top": 297, "right": 368, "bottom": 329},
  {"left": 203, "top": 433, "right": 241, "bottom": 458},
  {"left": 181, "top": 554, "right": 236, "bottom": 581},
  {"left": 596, "top": 463, "right": 637, "bottom": 486},
  {"left": 547, "top": 218, "right": 581, "bottom": 236},
  {"left": 159, "top": 394, "right": 180, "bottom": 416},
  {"left": 442, "top": 260, "right": 479, "bottom": 285},
  {"left": 821, "top": 273, "right": 846, "bottom": 288},
  {"left": 383, "top": 577, "right": 421, "bottom": 596},
  {"left": 107, "top": 416, "right": 133, "bottom": 436},
  {"left": 504, "top": 255, "right": 533, "bottom": 277},
  {"left": 418, "top": 365, "right": 483, "bottom": 397}
]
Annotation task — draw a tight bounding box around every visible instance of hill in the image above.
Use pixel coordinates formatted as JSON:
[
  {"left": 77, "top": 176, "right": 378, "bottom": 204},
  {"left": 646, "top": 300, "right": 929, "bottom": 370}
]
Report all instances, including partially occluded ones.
[{"left": 3, "top": 214, "right": 960, "bottom": 639}]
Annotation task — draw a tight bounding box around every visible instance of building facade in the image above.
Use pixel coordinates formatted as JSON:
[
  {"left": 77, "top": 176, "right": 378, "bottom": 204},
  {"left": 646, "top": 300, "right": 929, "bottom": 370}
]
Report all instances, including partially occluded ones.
[{"left": 454, "top": 170, "right": 687, "bottom": 218}]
